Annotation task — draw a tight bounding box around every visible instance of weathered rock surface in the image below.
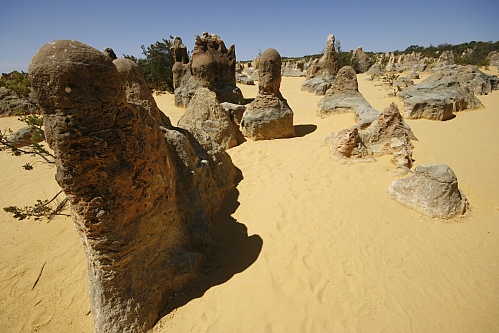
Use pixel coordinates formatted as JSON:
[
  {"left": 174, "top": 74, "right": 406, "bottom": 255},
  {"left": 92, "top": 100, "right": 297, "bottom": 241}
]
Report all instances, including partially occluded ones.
[
  {"left": 328, "top": 127, "right": 370, "bottom": 161},
  {"left": 317, "top": 66, "right": 379, "bottom": 125},
  {"left": 171, "top": 37, "right": 190, "bottom": 90},
  {"left": 5, "top": 126, "right": 45, "bottom": 148},
  {"left": 488, "top": 51, "right": 499, "bottom": 67},
  {"left": 174, "top": 32, "right": 244, "bottom": 108},
  {"left": 437, "top": 50, "right": 455, "bottom": 66},
  {"left": 301, "top": 77, "right": 332, "bottom": 95},
  {"left": 281, "top": 59, "right": 306, "bottom": 77},
  {"left": 399, "top": 70, "right": 484, "bottom": 121},
  {"left": 113, "top": 58, "right": 173, "bottom": 127},
  {"left": 301, "top": 34, "right": 339, "bottom": 94},
  {"left": 178, "top": 87, "right": 241, "bottom": 149},
  {"left": 29, "top": 40, "right": 237, "bottom": 333},
  {"left": 0, "top": 87, "right": 38, "bottom": 116},
  {"left": 352, "top": 46, "right": 372, "bottom": 73},
  {"left": 423, "top": 65, "right": 499, "bottom": 95},
  {"left": 236, "top": 73, "right": 255, "bottom": 85},
  {"left": 328, "top": 103, "right": 414, "bottom": 167},
  {"left": 366, "top": 63, "right": 385, "bottom": 78},
  {"left": 241, "top": 48, "right": 295, "bottom": 140},
  {"left": 103, "top": 47, "right": 117, "bottom": 60},
  {"left": 387, "top": 164, "right": 468, "bottom": 219},
  {"left": 220, "top": 102, "right": 246, "bottom": 125},
  {"left": 393, "top": 76, "right": 414, "bottom": 90}
]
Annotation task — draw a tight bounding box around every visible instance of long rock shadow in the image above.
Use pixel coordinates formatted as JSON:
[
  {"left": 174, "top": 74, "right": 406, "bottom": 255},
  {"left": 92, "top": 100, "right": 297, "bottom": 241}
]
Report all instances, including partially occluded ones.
[
  {"left": 160, "top": 171, "right": 262, "bottom": 316},
  {"left": 294, "top": 124, "right": 317, "bottom": 137}
]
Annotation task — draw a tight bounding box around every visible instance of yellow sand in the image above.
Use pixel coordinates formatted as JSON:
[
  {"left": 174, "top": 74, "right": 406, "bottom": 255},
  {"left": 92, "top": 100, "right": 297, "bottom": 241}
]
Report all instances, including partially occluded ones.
[{"left": 1, "top": 71, "right": 499, "bottom": 332}]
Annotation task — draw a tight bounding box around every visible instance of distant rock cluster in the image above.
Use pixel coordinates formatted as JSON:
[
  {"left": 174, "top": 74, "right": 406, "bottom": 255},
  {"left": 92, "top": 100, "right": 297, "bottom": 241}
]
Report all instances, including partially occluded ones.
[{"left": 398, "top": 66, "right": 494, "bottom": 121}]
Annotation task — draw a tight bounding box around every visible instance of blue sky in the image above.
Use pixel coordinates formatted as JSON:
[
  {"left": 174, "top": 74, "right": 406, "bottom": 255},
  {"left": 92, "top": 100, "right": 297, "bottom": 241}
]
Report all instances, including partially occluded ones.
[{"left": 0, "top": 0, "right": 498, "bottom": 73}]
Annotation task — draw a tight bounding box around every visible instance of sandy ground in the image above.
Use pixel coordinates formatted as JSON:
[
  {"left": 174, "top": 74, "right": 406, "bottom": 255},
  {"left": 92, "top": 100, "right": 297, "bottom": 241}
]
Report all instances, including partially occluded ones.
[{"left": 1, "top": 70, "right": 498, "bottom": 332}]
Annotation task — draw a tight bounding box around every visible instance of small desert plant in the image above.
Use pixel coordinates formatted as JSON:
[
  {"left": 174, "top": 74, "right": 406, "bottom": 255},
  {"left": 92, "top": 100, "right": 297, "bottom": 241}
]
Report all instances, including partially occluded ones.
[
  {"left": 381, "top": 70, "right": 402, "bottom": 97},
  {"left": 1, "top": 110, "right": 66, "bottom": 221},
  {"left": 0, "top": 110, "right": 54, "bottom": 164},
  {"left": 4, "top": 191, "right": 69, "bottom": 221},
  {"left": 2, "top": 71, "right": 31, "bottom": 97}
]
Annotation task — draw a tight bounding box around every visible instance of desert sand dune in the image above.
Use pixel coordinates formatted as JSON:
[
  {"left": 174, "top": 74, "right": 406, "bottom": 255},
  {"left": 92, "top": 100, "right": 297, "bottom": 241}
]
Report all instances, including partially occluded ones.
[{"left": 1, "top": 72, "right": 498, "bottom": 332}]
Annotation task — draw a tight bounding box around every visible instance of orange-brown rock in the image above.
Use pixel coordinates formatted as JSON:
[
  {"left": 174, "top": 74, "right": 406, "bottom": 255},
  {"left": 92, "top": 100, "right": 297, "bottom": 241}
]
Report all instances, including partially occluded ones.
[
  {"left": 29, "top": 40, "right": 237, "bottom": 333},
  {"left": 174, "top": 32, "right": 244, "bottom": 107}
]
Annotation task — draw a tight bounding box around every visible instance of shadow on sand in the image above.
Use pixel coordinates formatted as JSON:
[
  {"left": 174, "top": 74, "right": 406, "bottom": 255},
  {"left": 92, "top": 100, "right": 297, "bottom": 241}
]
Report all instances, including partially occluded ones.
[
  {"left": 160, "top": 170, "right": 262, "bottom": 316},
  {"left": 294, "top": 124, "right": 317, "bottom": 137}
]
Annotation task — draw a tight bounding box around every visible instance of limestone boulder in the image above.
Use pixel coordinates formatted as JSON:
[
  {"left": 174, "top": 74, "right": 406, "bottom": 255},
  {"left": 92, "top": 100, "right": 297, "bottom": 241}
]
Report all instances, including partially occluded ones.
[
  {"left": 301, "top": 34, "right": 339, "bottom": 95},
  {"left": 221, "top": 102, "right": 246, "bottom": 125},
  {"left": 488, "top": 51, "right": 499, "bottom": 67},
  {"left": 174, "top": 32, "right": 244, "bottom": 107},
  {"left": 318, "top": 66, "right": 379, "bottom": 125},
  {"left": 328, "top": 127, "right": 370, "bottom": 161},
  {"left": 113, "top": 58, "right": 172, "bottom": 127},
  {"left": 366, "top": 63, "right": 385, "bottom": 78},
  {"left": 352, "top": 46, "right": 372, "bottom": 73},
  {"left": 423, "top": 65, "right": 499, "bottom": 95},
  {"left": 437, "top": 50, "right": 455, "bottom": 66},
  {"left": 236, "top": 73, "right": 255, "bottom": 85},
  {"left": 328, "top": 103, "right": 415, "bottom": 168},
  {"left": 5, "top": 126, "right": 45, "bottom": 148},
  {"left": 29, "top": 40, "right": 237, "bottom": 333},
  {"left": 300, "top": 77, "right": 331, "bottom": 95},
  {"left": 387, "top": 164, "right": 468, "bottom": 219},
  {"left": 0, "top": 87, "right": 38, "bottom": 117},
  {"left": 178, "top": 87, "right": 241, "bottom": 149},
  {"left": 241, "top": 48, "right": 295, "bottom": 140},
  {"left": 399, "top": 74, "right": 484, "bottom": 121}
]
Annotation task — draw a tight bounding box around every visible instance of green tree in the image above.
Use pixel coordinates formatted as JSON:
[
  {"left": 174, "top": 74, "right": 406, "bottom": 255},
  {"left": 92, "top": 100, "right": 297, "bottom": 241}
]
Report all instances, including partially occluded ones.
[
  {"left": 124, "top": 37, "right": 176, "bottom": 92},
  {"left": 0, "top": 71, "right": 31, "bottom": 97}
]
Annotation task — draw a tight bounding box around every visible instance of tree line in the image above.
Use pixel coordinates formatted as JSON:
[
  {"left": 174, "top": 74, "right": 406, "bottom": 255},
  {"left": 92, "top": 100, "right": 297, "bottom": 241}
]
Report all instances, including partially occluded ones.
[{"left": 397, "top": 41, "right": 499, "bottom": 66}]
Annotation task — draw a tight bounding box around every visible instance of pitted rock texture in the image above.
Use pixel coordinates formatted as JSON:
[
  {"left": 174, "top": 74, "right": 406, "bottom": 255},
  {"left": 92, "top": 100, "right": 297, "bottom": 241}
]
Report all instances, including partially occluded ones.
[
  {"left": 29, "top": 40, "right": 237, "bottom": 333},
  {"left": 174, "top": 32, "right": 244, "bottom": 107},
  {"left": 178, "top": 87, "right": 241, "bottom": 149},
  {"left": 241, "top": 48, "right": 295, "bottom": 140},
  {"left": 387, "top": 164, "right": 468, "bottom": 219},
  {"left": 328, "top": 103, "right": 414, "bottom": 168}
]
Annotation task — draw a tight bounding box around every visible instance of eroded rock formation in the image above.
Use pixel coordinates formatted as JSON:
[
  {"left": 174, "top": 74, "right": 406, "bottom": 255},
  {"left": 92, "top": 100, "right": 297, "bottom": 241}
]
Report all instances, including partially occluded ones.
[
  {"left": 29, "top": 40, "right": 237, "bottom": 333},
  {"left": 317, "top": 66, "right": 379, "bottom": 126},
  {"left": 241, "top": 48, "right": 295, "bottom": 140},
  {"left": 171, "top": 36, "right": 190, "bottom": 90},
  {"left": 352, "top": 46, "right": 372, "bottom": 73},
  {"left": 174, "top": 32, "right": 244, "bottom": 107},
  {"left": 399, "top": 69, "right": 485, "bottom": 121},
  {"left": 178, "top": 87, "right": 241, "bottom": 149},
  {"left": 328, "top": 103, "right": 415, "bottom": 168},
  {"left": 301, "top": 34, "right": 339, "bottom": 95},
  {"left": 387, "top": 164, "right": 468, "bottom": 219}
]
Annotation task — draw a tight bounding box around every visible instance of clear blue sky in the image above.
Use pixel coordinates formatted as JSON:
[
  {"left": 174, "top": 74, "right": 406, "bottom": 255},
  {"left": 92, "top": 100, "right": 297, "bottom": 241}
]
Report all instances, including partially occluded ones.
[{"left": 1, "top": 0, "right": 498, "bottom": 73}]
